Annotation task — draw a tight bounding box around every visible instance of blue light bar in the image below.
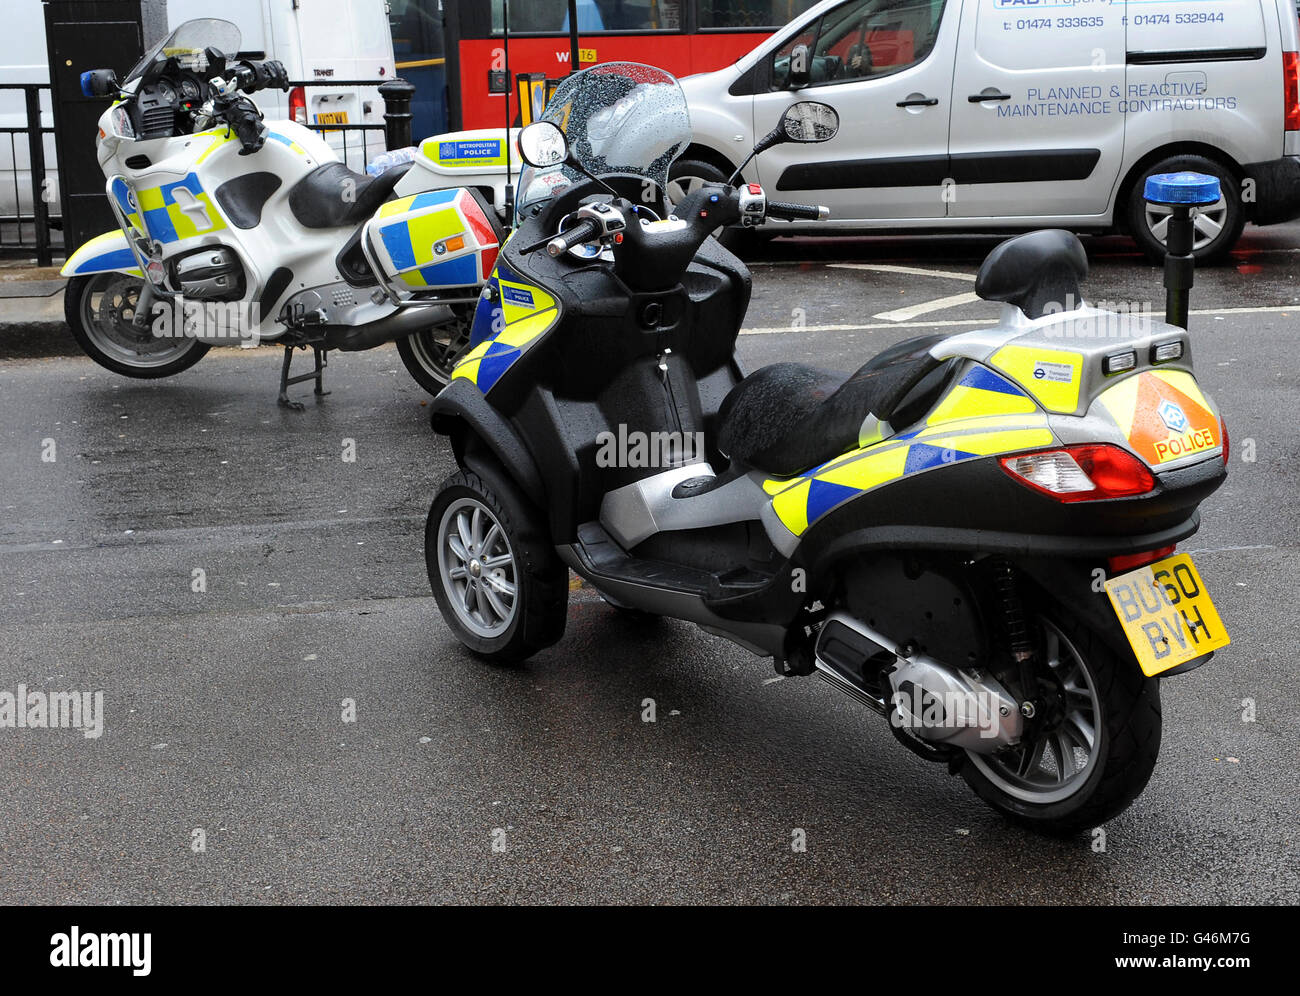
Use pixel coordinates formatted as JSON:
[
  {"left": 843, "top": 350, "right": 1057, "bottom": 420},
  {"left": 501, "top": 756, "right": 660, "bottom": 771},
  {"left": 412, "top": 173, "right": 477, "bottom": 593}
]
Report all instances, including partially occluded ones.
[{"left": 1143, "top": 172, "right": 1222, "bottom": 207}]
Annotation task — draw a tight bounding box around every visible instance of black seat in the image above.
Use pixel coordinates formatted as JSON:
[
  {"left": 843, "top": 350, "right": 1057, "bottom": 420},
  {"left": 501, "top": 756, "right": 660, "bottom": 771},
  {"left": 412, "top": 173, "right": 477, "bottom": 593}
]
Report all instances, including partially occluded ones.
[
  {"left": 975, "top": 229, "right": 1088, "bottom": 319},
  {"left": 717, "top": 334, "right": 958, "bottom": 477},
  {"left": 287, "top": 161, "right": 413, "bottom": 229}
]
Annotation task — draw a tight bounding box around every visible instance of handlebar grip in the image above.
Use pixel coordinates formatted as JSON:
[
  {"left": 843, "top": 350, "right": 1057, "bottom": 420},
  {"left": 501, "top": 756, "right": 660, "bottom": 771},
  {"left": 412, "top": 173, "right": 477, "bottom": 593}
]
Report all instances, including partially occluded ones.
[
  {"left": 546, "top": 218, "right": 602, "bottom": 256},
  {"left": 225, "top": 102, "right": 267, "bottom": 155},
  {"left": 768, "top": 201, "right": 829, "bottom": 221}
]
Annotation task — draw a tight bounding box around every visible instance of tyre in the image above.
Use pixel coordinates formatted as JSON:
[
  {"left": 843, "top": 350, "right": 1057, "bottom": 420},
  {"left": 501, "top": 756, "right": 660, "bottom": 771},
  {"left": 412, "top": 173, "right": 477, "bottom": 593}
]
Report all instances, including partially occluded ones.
[
  {"left": 64, "top": 273, "right": 208, "bottom": 378},
  {"left": 667, "top": 158, "right": 765, "bottom": 256},
  {"left": 425, "top": 467, "right": 568, "bottom": 662},
  {"left": 1126, "top": 154, "right": 1243, "bottom": 264},
  {"left": 958, "top": 604, "right": 1162, "bottom": 836},
  {"left": 396, "top": 306, "right": 474, "bottom": 394}
]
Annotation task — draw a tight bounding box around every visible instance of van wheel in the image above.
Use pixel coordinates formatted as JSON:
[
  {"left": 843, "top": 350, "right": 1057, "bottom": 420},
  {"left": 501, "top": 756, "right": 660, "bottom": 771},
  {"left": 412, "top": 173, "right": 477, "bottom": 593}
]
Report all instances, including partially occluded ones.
[
  {"left": 667, "top": 158, "right": 765, "bottom": 256},
  {"left": 65, "top": 273, "right": 208, "bottom": 378},
  {"left": 426, "top": 468, "right": 567, "bottom": 663},
  {"left": 397, "top": 307, "right": 474, "bottom": 394},
  {"left": 1126, "top": 155, "right": 1243, "bottom": 264}
]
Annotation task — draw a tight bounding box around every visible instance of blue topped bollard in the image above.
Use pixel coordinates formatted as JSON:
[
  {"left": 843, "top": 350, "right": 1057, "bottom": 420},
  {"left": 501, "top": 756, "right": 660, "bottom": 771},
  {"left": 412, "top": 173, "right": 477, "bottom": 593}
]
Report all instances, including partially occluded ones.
[{"left": 1143, "top": 171, "right": 1222, "bottom": 330}]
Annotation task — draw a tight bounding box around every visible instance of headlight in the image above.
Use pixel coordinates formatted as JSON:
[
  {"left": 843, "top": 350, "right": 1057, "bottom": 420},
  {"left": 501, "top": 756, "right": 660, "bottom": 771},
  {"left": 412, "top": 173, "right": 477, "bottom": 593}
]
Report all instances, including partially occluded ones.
[{"left": 109, "top": 104, "right": 135, "bottom": 140}]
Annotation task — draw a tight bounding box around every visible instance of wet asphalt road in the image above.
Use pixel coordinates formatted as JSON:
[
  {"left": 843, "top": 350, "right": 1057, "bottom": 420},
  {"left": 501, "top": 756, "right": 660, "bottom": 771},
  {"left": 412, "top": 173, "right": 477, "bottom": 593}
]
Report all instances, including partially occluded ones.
[{"left": 1, "top": 226, "right": 1297, "bottom": 904}]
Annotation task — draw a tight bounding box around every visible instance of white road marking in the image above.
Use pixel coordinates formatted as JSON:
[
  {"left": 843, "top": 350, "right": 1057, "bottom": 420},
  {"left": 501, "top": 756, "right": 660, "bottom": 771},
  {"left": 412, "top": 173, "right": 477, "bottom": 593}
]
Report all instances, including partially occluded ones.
[
  {"left": 827, "top": 262, "right": 977, "bottom": 282},
  {"left": 740, "top": 304, "right": 1300, "bottom": 336},
  {"left": 874, "top": 291, "right": 983, "bottom": 322}
]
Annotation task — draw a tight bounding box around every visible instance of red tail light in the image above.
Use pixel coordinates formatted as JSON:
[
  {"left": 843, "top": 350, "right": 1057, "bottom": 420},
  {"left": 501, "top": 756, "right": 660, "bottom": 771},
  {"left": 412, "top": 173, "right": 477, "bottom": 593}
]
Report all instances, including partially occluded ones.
[
  {"left": 1221, "top": 416, "right": 1229, "bottom": 465},
  {"left": 1108, "top": 545, "right": 1175, "bottom": 574},
  {"left": 999, "top": 444, "right": 1156, "bottom": 503},
  {"left": 289, "top": 86, "right": 307, "bottom": 126},
  {"left": 1284, "top": 52, "right": 1300, "bottom": 131}
]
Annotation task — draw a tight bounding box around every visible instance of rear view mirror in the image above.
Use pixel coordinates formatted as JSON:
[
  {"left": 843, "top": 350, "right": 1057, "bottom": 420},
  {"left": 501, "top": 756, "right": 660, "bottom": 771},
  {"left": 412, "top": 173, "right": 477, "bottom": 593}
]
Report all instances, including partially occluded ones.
[
  {"left": 779, "top": 101, "right": 839, "bottom": 143},
  {"left": 518, "top": 121, "right": 567, "bottom": 169},
  {"left": 80, "top": 69, "right": 119, "bottom": 98},
  {"left": 788, "top": 44, "right": 811, "bottom": 89}
]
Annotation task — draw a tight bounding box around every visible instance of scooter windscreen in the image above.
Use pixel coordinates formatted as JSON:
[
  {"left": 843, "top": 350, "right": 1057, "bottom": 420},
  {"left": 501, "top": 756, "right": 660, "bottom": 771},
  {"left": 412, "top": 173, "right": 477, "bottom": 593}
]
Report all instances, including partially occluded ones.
[{"left": 516, "top": 62, "right": 692, "bottom": 221}]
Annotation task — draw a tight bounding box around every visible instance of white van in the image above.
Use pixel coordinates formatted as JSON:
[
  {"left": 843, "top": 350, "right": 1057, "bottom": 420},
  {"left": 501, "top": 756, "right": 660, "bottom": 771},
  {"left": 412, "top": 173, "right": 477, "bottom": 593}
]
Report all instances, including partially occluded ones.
[
  {"left": 676, "top": 0, "right": 1300, "bottom": 260},
  {"left": 0, "top": 0, "right": 395, "bottom": 237}
]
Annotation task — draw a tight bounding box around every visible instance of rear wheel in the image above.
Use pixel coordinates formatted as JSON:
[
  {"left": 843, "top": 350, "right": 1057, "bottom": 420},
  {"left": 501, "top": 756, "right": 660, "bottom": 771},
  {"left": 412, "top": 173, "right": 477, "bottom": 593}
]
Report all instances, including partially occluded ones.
[
  {"left": 397, "top": 306, "right": 474, "bottom": 394},
  {"left": 959, "top": 606, "right": 1161, "bottom": 835},
  {"left": 65, "top": 273, "right": 208, "bottom": 378},
  {"left": 426, "top": 468, "right": 567, "bottom": 662},
  {"left": 1126, "top": 154, "right": 1243, "bottom": 264}
]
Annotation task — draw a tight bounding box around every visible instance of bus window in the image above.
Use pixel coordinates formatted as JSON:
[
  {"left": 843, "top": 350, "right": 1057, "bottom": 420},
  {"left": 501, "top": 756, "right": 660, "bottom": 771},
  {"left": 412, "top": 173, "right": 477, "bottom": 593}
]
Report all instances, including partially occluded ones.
[
  {"left": 700, "top": 1, "right": 820, "bottom": 30},
  {"left": 491, "top": 1, "right": 682, "bottom": 33}
]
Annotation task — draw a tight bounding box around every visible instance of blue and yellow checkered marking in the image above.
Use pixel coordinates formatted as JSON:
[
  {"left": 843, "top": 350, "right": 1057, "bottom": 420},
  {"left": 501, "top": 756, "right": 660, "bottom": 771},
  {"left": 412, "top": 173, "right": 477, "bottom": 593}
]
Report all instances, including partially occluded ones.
[
  {"left": 766, "top": 423, "right": 1055, "bottom": 536},
  {"left": 763, "top": 363, "right": 1054, "bottom": 536},
  {"left": 134, "top": 173, "right": 226, "bottom": 244},
  {"left": 453, "top": 275, "right": 558, "bottom": 394},
  {"left": 374, "top": 190, "right": 495, "bottom": 289}
]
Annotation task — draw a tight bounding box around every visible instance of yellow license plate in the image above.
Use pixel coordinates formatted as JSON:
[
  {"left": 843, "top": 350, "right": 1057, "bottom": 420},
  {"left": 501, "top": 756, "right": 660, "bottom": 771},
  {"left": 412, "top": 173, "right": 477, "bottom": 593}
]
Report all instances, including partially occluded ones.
[
  {"left": 315, "top": 111, "right": 349, "bottom": 130},
  {"left": 1104, "top": 552, "right": 1230, "bottom": 676}
]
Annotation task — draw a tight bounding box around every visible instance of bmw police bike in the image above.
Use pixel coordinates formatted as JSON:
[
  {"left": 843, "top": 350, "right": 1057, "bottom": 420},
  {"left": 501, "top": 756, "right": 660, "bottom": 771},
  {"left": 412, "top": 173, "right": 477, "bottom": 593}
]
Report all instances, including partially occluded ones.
[
  {"left": 423, "top": 63, "right": 1231, "bottom": 834},
  {"left": 62, "top": 18, "right": 504, "bottom": 405}
]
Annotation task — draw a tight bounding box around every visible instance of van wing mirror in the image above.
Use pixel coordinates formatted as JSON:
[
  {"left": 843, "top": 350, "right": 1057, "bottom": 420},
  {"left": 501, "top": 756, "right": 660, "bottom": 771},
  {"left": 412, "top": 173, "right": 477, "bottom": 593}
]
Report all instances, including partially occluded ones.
[
  {"left": 80, "top": 69, "right": 119, "bottom": 98},
  {"left": 779, "top": 101, "right": 840, "bottom": 143}
]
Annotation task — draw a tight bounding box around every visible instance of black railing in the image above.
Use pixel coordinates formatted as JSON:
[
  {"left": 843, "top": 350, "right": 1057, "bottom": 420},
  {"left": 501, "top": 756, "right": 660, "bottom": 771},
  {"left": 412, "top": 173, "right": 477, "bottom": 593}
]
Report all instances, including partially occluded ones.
[{"left": 0, "top": 84, "right": 56, "bottom": 267}]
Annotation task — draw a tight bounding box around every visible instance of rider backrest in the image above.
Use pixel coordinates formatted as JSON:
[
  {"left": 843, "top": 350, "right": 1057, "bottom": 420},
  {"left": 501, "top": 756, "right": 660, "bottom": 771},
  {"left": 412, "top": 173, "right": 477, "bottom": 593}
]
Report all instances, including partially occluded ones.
[{"left": 974, "top": 229, "right": 1088, "bottom": 319}]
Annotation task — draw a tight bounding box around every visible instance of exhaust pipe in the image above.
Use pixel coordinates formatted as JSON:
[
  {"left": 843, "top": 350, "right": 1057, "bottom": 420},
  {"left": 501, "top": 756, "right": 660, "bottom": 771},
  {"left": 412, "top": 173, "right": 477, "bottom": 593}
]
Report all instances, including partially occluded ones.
[{"left": 324, "top": 303, "right": 456, "bottom": 352}]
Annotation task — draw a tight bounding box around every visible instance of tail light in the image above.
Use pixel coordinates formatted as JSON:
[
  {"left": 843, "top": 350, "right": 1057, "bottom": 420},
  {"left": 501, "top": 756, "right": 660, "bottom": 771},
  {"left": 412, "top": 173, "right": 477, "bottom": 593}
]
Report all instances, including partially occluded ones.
[
  {"left": 1108, "top": 545, "right": 1175, "bottom": 573},
  {"left": 289, "top": 86, "right": 307, "bottom": 126},
  {"left": 999, "top": 444, "right": 1156, "bottom": 503},
  {"left": 1284, "top": 52, "right": 1300, "bottom": 131},
  {"left": 1221, "top": 416, "right": 1229, "bottom": 465}
]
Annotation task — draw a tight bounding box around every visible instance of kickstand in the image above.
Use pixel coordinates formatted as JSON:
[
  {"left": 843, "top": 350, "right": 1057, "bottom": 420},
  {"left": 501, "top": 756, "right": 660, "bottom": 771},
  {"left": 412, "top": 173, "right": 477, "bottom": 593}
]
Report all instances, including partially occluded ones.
[{"left": 277, "top": 345, "right": 330, "bottom": 410}]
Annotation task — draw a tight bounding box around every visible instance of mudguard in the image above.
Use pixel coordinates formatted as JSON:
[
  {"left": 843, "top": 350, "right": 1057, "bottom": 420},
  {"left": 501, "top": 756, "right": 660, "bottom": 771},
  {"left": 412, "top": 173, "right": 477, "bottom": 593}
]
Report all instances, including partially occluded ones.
[
  {"left": 430, "top": 378, "right": 545, "bottom": 506},
  {"left": 60, "top": 230, "right": 141, "bottom": 278}
]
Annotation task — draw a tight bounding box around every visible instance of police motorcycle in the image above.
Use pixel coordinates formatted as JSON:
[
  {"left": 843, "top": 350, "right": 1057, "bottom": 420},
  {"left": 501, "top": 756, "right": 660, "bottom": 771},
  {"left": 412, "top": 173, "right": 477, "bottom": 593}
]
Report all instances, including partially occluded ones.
[
  {"left": 62, "top": 18, "right": 503, "bottom": 406},
  {"left": 422, "top": 63, "right": 1231, "bottom": 834}
]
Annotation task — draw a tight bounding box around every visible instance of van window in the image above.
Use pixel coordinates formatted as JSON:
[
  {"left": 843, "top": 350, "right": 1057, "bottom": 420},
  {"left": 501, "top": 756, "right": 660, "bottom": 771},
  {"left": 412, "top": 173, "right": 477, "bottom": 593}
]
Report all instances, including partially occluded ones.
[
  {"left": 1128, "top": 0, "right": 1265, "bottom": 54},
  {"left": 772, "top": 0, "right": 948, "bottom": 89}
]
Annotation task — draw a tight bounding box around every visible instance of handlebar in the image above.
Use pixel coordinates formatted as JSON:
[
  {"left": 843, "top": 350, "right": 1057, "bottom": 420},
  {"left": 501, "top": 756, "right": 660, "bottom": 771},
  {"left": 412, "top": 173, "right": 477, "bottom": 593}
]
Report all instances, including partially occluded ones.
[
  {"left": 222, "top": 99, "right": 268, "bottom": 155},
  {"left": 232, "top": 59, "right": 290, "bottom": 95},
  {"left": 546, "top": 218, "right": 602, "bottom": 257},
  {"left": 767, "top": 201, "right": 829, "bottom": 222}
]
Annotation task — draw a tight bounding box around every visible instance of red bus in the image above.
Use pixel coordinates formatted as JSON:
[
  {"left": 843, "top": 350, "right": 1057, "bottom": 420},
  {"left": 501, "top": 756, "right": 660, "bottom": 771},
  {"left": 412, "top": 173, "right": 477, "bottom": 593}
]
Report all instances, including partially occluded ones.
[{"left": 441, "top": 1, "right": 819, "bottom": 131}]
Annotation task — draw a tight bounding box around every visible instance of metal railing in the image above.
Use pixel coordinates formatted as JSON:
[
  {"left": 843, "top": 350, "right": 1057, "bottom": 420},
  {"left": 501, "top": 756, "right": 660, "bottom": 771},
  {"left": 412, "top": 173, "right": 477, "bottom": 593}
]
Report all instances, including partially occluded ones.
[
  {"left": 0, "top": 83, "right": 56, "bottom": 267},
  {"left": 286, "top": 78, "right": 416, "bottom": 173}
]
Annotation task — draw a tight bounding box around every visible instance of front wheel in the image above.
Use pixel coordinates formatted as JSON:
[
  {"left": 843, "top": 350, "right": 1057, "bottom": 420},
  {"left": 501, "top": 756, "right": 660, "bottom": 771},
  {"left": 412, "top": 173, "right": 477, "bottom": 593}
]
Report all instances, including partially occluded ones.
[
  {"left": 396, "top": 307, "right": 474, "bottom": 394},
  {"left": 959, "top": 607, "right": 1161, "bottom": 836},
  {"left": 426, "top": 468, "right": 568, "bottom": 662},
  {"left": 64, "top": 273, "right": 208, "bottom": 378}
]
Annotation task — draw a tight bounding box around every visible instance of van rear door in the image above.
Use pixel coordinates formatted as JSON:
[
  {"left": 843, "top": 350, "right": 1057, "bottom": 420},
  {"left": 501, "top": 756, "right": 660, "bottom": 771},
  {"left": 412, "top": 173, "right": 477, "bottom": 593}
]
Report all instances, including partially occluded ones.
[
  {"left": 946, "top": 0, "right": 1126, "bottom": 220},
  {"left": 291, "top": 0, "right": 396, "bottom": 169}
]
